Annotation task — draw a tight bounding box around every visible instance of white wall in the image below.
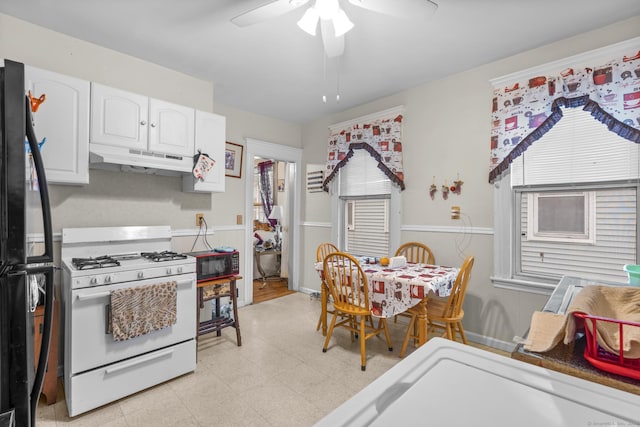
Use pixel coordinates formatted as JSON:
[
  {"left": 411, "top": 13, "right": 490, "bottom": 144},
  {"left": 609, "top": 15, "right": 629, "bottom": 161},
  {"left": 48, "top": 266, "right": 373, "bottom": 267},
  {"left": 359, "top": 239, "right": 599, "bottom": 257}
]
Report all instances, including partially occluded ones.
[{"left": 300, "top": 15, "right": 640, "bottom": 346}]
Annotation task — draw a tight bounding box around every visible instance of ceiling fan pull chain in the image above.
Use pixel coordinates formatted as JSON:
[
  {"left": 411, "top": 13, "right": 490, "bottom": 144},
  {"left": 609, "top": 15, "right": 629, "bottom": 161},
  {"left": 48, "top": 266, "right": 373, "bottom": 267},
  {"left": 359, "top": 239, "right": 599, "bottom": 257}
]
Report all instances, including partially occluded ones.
[
  {"left": 336, "top": 55, "right": 341, "bottom": 103},
  {"left": 323, "top": 44, "right": 328, "bottom": 103}
]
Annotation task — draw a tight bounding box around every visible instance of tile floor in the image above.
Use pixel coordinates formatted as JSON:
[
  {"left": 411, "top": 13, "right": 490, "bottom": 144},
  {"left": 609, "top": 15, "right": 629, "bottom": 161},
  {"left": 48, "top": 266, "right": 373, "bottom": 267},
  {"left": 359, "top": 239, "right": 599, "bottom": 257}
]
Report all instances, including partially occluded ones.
[{"left": 37, "top": 292, "right": 506, "bottom": 426}]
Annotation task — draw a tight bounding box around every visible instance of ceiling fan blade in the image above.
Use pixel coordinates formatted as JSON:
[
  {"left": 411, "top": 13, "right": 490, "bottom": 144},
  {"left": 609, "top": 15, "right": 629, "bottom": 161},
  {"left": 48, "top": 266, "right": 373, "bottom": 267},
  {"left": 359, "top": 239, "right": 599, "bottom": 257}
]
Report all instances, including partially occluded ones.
[
  {"left": 231, "top": 0, "right": 310, "bottom": 27},
  {"left": 347, "top": 0, "right": 437, "bottom": 20},
  {"left": 320, "top": 20, "right": 345, "bottom": 58}
]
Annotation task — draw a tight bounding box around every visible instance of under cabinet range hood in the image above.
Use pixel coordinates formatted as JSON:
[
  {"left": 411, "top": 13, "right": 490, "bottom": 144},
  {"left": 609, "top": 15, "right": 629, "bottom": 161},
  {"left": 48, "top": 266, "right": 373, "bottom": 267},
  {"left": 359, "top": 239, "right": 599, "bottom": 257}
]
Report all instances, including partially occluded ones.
[
  {"left": 89, "top": 144, "right": 193, "bottom": 175},
  {"left": 88, "top": 82, "right": 196, "bottom": 176}
]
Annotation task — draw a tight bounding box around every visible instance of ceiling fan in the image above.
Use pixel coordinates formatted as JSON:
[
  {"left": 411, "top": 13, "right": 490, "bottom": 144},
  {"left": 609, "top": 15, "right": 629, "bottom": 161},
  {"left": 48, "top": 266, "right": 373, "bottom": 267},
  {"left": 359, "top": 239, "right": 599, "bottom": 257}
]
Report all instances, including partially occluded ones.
[{"left": 231, "top": 0, "right": 438, "bottom": 58}]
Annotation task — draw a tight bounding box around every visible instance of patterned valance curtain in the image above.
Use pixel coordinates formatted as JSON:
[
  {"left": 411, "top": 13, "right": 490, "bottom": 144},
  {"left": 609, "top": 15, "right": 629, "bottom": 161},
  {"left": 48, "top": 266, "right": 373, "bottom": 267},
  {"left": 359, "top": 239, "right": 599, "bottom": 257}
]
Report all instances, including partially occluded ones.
[
  {"left": 258, "top": 160, "right": 275, "bottom": 225},
  {"left": 323, "top": 113, "right": 405, "bottom": 191},
  {"left": 489, "top": 50, "right": 640, "bottom": 183}
]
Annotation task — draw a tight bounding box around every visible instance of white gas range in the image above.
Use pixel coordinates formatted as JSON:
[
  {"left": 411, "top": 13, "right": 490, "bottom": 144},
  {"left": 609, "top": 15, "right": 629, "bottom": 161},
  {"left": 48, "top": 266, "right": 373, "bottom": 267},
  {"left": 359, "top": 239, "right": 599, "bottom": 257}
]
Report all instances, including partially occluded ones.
[{"left": 60, "top": 226, "right": 197, "bottom": 417}]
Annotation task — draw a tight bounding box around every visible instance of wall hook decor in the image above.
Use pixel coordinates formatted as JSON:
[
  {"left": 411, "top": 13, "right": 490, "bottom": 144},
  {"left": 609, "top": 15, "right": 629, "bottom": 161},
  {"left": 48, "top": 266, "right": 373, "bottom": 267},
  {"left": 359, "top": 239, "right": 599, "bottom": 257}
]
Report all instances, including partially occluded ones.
[
  {"left": 452, "top": 173, "right": 463, "bottom": 195},
  {"left": 429, "top": 176, "right": 438, "bottom": 200},
  {"left": 28, "top": 90, "right": 46, "bottom": 112},
  {"left": 441, "top": 180, "right": 450, "bottom": 200}
]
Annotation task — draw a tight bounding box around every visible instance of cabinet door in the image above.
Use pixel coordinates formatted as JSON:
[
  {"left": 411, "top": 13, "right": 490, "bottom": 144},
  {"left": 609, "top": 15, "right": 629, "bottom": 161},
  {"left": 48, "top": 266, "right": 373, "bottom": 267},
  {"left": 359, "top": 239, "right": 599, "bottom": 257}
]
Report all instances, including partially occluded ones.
[
  {"left": 90, "top": 83, "right": 148, "bottom": 151},
  {"left": 25, "top": 66, "right": 90, "bottom": 185},
  {"left": 148, "top": 98, "right": 194, "bottom": 157},
  {"left": 182, "top": 111, "right": 226, "bottom": 193}
]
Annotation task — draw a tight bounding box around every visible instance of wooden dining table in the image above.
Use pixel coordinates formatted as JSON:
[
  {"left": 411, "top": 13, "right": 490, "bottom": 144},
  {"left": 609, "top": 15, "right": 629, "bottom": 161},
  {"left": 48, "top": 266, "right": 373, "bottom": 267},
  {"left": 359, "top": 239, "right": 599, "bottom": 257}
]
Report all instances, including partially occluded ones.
[{"left": 314, "top": 258, "right": 459, "bottom": 347}]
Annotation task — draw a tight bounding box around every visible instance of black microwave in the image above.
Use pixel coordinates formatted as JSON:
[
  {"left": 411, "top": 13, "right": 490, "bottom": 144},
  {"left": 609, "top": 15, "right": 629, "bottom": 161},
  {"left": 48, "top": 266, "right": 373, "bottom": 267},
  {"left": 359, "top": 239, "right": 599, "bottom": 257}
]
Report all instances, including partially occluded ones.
[{"left": 187, "top": 250, "right": 240, "bottom": 282}]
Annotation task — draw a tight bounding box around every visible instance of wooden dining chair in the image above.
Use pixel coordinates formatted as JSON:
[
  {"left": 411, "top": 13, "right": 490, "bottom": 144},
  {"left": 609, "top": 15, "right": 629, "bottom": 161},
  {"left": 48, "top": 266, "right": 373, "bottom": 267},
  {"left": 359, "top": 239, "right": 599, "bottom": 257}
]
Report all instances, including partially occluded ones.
[
  {"left": 395, "top": 241, "right": 435, "bottom": 264},
  {"left": 393, "top": 242, "right": 435, "bottom": 324},
  {"left": 315, "top": 242, "right": 339, "bottom": 333},
  {"left": 322, "top": 252, "right": 393, "bottom": 371},
  {"left": 399, "top": 255, "right": 475, "bottom": 357}
]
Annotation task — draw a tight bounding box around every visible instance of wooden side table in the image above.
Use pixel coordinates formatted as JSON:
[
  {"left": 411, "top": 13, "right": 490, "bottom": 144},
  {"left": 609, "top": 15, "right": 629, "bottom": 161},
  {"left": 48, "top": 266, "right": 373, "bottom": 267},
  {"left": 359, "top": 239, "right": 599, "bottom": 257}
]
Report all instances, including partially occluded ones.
[
  {"left": 196, "top": 276, "right": 242, "bottom": 346},
  {"left": 34, "top": 300, "right": 58, "bottom": 405},
  {"left": 254, "top": 248, "right": 281, "bottom": 288}
]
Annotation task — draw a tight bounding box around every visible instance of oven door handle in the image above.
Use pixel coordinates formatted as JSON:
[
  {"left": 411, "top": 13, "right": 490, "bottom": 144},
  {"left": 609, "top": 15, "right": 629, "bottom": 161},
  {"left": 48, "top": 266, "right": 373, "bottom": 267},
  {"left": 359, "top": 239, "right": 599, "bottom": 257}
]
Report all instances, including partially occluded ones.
[
  {"left": 104, "top": 348, "right": 175, "bottom": 375},
  {"left": 77, "top": 291, "right": 111, "bottom": 301},
  {"left": 76, "top": 279, "right": 192, "bottom": 302}
]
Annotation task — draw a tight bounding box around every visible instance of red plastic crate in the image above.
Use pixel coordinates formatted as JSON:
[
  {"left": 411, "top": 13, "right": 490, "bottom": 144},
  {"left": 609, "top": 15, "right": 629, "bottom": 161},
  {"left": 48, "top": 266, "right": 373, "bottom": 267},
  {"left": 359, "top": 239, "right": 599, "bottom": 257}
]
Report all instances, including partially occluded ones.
[{"left": 573, "top": 312, "right": 640, "bottom": 380}]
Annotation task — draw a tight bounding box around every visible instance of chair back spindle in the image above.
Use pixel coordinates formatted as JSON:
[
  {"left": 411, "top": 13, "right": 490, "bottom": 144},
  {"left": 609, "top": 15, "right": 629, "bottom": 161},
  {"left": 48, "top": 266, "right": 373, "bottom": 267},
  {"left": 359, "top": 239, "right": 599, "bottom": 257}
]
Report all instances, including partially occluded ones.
[
  {"left": 317, "top": 242, "right": 339, "bottom": 263},
  {"left": 395, "top": 242, "right": 435, "bottom": 265},
  {"left": 440, "top": 256, "right": 475, "bottom": 318},
  {"left": 323, "top": 252, "right": 369, "bottom": 312}
]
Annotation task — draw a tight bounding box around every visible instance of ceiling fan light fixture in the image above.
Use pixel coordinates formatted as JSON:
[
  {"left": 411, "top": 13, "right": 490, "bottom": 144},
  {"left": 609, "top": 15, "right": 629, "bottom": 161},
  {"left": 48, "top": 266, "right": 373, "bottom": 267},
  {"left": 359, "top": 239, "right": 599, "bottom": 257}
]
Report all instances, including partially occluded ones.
[
  {"left": 332, "top": 9, "right": 354, "bottom": 37},
  {"left": 297, "top": 7, "right": 320, "bottom": 35},
  {"left": 315, "top": 0, "right": 340, "bottom": 20}
]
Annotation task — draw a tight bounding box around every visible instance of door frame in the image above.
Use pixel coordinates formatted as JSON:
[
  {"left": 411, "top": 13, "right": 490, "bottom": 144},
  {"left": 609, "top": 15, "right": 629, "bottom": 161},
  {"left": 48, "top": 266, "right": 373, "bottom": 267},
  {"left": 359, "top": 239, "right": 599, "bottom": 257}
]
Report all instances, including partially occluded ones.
[{"left": 243, "top": 138, "right": 302, "bottom": 304}]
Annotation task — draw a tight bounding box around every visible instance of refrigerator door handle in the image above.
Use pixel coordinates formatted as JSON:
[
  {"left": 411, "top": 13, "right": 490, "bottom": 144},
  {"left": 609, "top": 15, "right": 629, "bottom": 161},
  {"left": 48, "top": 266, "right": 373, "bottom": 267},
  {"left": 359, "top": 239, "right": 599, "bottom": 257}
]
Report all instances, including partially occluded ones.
[{"left": 24, "top": 96, "right": 53, "bottom": 264}]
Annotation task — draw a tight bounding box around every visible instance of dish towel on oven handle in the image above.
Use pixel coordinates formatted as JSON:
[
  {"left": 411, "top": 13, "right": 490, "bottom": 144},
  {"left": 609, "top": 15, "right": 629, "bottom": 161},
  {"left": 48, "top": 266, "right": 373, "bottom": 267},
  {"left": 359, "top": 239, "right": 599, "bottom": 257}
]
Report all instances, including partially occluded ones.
[{"left": 109, "top": 281, "right": 178, "bottom": 342}]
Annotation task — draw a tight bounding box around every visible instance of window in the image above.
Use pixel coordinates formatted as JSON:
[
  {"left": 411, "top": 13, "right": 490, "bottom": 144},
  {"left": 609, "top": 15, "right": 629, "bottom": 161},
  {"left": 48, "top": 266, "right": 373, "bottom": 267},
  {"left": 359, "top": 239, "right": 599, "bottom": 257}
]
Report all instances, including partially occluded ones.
[
  {"left": 494, "top": 107, "right": 639, "bottom": 288},
  {"left": 333, "top": 150, "right": 396, "bottom": 257},
  {"left": 526, "top": 192, "right": 595, "bottom": 244},
  {"left": 344, "top": 198, "right": 390, "bottom": 257}
]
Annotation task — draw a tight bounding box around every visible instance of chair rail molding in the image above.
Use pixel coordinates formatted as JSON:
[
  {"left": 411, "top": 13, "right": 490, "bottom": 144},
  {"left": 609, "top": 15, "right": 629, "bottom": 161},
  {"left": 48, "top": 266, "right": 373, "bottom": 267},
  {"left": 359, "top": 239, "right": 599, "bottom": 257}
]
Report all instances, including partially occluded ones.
[
  {"left": 302, "top": 221, "right": 332, "bottom": 228},
  {"left": 401, "top": 224, "right": 493, "bottom": 235}
]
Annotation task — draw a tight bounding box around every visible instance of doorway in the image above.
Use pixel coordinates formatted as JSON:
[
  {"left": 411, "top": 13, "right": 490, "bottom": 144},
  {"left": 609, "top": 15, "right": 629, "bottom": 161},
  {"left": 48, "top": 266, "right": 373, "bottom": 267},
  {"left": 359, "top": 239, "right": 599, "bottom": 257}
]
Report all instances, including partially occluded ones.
[
  {"left": 251, "top": 157, "right": 295, "bottom": 303},
  {"left": 243, "top": 138, "right": 302, "bottom": 305}
]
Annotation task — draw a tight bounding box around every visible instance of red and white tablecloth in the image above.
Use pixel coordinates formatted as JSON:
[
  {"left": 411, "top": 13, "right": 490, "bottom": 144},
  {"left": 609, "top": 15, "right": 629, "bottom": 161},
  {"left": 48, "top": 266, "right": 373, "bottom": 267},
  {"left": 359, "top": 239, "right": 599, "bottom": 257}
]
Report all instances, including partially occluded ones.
[{"left": 315, "top": 260, "right": 459, "bottom": 318}]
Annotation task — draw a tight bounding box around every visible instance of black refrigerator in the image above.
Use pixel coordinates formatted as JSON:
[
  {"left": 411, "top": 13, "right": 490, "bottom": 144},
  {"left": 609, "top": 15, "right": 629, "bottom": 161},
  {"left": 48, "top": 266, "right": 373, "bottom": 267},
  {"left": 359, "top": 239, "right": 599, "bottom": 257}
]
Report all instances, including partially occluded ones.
[{"left": 0, "top": 60, "right": 54, "bottom": 426}]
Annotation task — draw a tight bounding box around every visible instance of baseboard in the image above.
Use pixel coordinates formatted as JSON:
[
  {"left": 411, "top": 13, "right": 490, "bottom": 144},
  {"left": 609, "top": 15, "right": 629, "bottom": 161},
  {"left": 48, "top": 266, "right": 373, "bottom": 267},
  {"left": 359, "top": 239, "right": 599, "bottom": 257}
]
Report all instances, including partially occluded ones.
[{"left": 298, "top": 286, "right": 320, "bottom": 298}]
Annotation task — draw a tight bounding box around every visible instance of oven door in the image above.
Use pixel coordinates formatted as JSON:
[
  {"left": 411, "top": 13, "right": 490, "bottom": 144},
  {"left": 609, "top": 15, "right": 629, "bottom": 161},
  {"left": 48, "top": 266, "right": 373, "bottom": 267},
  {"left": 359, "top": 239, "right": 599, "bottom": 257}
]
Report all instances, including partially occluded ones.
[{"left": 68, "top": 273, "right": 195, "bottom": 374}]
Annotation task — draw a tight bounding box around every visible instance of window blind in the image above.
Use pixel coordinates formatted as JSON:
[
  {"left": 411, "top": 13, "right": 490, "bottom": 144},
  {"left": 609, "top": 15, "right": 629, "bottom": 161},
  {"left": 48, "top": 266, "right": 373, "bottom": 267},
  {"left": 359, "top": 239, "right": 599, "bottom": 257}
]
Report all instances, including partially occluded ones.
[
  {"left": 339, "top": 150, "right": 391, "bottom": 197},
  {"left": 338, "top": 149, "right": 391, "bottom": 256},
  {"left": 346, "top": 199, "right": 390, "bottom": 258},
  {"left": 511, "top": 107, "right": 640, "bottom": 187}
]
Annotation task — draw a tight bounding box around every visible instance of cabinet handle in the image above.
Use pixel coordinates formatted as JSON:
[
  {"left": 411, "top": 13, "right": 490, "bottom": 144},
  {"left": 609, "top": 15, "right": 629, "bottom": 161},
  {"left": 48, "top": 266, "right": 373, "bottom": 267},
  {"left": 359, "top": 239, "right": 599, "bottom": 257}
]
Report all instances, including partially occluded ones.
[
  {"left": 140, "top": 120, "right": 147, "bottom": 126},
  {"left": 104, "top": 348, "right": 175, "bottom": 374},
  {"left": 150, "top": 123, "right": 156, "bottom": 128}
]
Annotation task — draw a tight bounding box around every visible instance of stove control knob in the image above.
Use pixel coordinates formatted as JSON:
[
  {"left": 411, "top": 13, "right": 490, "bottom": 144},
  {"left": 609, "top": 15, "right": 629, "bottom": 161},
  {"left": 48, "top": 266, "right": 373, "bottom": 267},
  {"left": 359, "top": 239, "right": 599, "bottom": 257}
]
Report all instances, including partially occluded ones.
[
  {"left": 137, "top": 272, "right": 144, "bottom": 279},
  {"left": 90, "top": 277, "right": 97, "bottom": 285},
  {"left": 177, "top": 267, "right": 183, "bottom": 274},
  {"left": 104, "top": 275, "right": 111, "bottom": 283},
  {"left": 166, "top": 268, "right": 172, "bottom": 275}
]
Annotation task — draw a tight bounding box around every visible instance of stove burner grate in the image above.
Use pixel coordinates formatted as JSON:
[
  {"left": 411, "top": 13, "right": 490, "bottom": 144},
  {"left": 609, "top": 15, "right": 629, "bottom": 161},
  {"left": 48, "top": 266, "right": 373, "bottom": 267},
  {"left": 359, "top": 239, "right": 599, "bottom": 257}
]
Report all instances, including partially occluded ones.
[
  {"left": 72, "top": 255, "right": 121, "bottom": 270},
  {"left": 140, "top": 251, "right": 188, "bottom": 262}
]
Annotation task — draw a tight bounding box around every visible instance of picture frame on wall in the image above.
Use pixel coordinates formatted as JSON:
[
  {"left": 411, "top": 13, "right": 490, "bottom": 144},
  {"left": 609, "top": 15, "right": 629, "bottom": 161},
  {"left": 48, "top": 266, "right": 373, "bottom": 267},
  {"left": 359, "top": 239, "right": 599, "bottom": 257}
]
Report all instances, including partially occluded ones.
[{"left": 225, "top": 141, "right": 244, "bottom": 178}]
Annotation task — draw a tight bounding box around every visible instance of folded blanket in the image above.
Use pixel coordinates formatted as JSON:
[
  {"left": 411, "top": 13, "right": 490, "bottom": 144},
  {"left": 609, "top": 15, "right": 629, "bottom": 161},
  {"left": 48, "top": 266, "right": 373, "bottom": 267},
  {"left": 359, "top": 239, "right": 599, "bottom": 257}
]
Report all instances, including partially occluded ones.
[
  {"left": 110, "top": 281, "right": 177, "bottom": 342},
  {"left": 524, "top": 285, "right": 640, "bottom": 358}
]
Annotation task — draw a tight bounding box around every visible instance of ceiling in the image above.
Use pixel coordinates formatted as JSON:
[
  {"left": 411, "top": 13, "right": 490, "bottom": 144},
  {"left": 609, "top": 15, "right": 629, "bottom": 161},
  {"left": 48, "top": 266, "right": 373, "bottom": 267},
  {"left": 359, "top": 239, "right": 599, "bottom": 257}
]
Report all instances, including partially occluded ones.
[{"left": 1, "top": 0, "right": 639, "bottom": 124}]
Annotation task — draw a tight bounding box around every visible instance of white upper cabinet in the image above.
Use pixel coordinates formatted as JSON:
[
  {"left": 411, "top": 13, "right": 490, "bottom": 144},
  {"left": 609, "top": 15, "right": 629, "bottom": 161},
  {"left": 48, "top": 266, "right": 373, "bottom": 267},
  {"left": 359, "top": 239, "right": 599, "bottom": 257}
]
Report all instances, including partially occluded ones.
[
  {"left": 182, "top": 111, "right": 226, "bottom": 193},
  {"left": 148, "top": 98, "right": 194, "bottom": 157},
  {"left": 89, "top": 83, "right": 148, "bottom": 150},
  {"left": 25, "top": 66, "right": 90, "bottom": 185},
  {"left": 90, "top": 83, "right": 195, "bottom": 171}
]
